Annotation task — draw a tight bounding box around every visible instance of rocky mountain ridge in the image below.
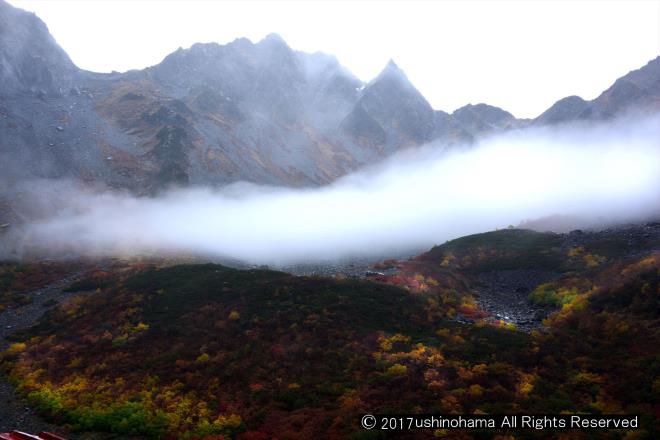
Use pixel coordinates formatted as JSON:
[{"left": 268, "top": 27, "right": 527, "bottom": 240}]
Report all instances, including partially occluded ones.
[{"left": 1, "top": 0, "right": 658, "bottom": 193}]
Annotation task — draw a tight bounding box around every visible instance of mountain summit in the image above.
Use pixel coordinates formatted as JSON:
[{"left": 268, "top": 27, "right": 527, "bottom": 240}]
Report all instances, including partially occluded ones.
[
  {"left": 0, "top": 0, "right": 77, "bottom": 96},
  {"left": 0, "top": 0, "right": 658, "bottom": 192},
  {"left": 535, "top": 56, "right": 660, "bottom": 124},
  {"left": 341, "top": 59, "right": 436, "bottom": 151}
]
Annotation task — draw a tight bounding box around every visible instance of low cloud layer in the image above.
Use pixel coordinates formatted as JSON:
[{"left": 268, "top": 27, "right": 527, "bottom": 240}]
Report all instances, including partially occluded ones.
[{"left": 2, "top": 115, "right": 659, "bottom": 264}]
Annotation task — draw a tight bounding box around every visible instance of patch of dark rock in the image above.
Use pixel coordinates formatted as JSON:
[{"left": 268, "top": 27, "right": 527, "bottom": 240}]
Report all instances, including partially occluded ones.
[{"left": 471, "top": 269, "right": 560, "bottom": 331}]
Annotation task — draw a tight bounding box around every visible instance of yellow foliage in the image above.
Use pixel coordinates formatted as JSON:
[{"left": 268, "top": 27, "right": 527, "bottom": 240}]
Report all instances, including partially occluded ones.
[
  {"left": 67, "top": 357, "right": 82, "bottom": 368},
  {"left": 621, "top": 254, "right": 659, "bottom": 278},
  {"left": 228, "top": 310, "right": 240, "bottom": 320},
  {"left": 379, "top": 333, "right": 411, "bottom": 352},
  {"left": 517, "top": 373, "right": 536, "bottom": 396},
  {"left": 468, "top": 384, "right": 484, "bottom": 397},
  {"left": 212, "top": 413, "right": 242, "bottom": 430},
  {"left": 409, "top": 344, "right": 427, "bottom": 360},
  {"left": 111, "top": 334, "right": 128, "bottom": 346},
  {"left": 503, "top": 321, "right": 517, "bottom": 331},
  {"left": 379, "top": 338, "right": 393, "bottom": 352},
  {"left": 568, "top": 246, "right": 584, "bottom": 258},
  {"left": 440, "top": 290, "right": 456, "bottom": 305},
  {"left": 583, "top": 253, "right": 606, "bottom": 268},
  {"left": 440, "top": 252, "right": 455, "bottom": 267},
  {"left": 435, "top": 328, "right": 450, "bottom": 338},
  {"left": 6, "top": 342, "right": 26, "bottom": 355},
  {"left": 471, "top": 364, "right": 488, "bottom": 375},
  {"left": 427, "top": 353, "right": 445, "bottom": 367},
  {"left": 134, "top": 322, "right": 149, "bottom": 332},
  {"left": 385, "top": 363, "right": 408, "bottom": 377},
  {"left": 196, "top": 353, "right": 210, "bottom": 363},
  {"left": 572, "top": 371, "right": 603, "bottom": 384},
  {"left": 339, "top": 390, "right": 364, "bottom": 413}
]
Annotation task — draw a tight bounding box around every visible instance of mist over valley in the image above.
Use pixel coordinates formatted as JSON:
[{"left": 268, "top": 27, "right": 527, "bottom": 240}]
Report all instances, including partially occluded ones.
[{"left": 0, "top": 1, "right": 659, "bottom": 439}]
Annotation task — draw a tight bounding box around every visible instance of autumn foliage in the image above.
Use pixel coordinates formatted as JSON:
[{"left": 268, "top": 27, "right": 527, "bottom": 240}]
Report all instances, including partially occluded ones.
[{"left": 1, "top": 229, "right": 658, "bottom": 439}]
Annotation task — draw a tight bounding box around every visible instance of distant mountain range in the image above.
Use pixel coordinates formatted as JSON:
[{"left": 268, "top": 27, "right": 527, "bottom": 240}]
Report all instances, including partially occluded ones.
[{"left": 1, "top": 0, "right": 659, "bottom": 192}]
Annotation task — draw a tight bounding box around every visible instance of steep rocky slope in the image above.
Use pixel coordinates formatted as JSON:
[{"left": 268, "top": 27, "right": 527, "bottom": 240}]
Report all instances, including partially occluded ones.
[
  {"left": 1, "top": 0, "right": 658, "bottom": 194},
  {"left": 0, "top": 1, "right": 463, "bottom": 192},
  {"left": 535, "top": 57, "right": 660, "bottom": 125}
]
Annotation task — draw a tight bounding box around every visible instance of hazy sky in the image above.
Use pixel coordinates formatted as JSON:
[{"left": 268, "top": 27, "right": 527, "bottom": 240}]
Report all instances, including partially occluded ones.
[{"left": 8, "top": 0, "right": 660, "bottom": 118}]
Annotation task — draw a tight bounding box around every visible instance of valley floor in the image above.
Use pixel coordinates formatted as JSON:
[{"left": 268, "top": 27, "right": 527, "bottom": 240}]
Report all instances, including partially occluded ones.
[
  {"left": 0, "top": 271, "right": 77, "bottom": 436},
  {"left": 0, "top": 223, "right": 658, "bottom": 438},
  {"left": 0, "top": 267, "right": 128, "bottom": 439}
]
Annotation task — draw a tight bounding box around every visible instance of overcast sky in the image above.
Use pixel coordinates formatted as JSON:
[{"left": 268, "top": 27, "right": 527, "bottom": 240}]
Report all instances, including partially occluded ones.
[{"left": 8, "top": 0, "right": 660, "bottom": 118}]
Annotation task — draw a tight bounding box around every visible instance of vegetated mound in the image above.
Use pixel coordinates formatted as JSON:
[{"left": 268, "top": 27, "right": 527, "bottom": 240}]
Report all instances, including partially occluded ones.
[
  {"left": 421, "top": 225, "right": 660, "bottom": 272},
  {"left": 2, "top": 248, "right": 659, "bottom": 439},
  {"left": 421, "top": 229, "right": 565, "bottom": 273},
  {"left": 389, "top": 226, "right": 660, "bottom": 328}
]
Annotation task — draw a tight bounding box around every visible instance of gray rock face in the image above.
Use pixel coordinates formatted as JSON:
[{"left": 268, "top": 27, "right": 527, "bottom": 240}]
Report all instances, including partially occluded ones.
[
  {"left": 452, "top": 103, "right": 521, "bottom": 136},
  {"left": 534, "top": 96, "right": 590, "bottom": 125},
  {"left": 341, "top": 60, "right": 437, "bottom": 152},
  {"left": 586, "top": 63, "right": 659, "bottom": 119},
  {"left": 431, "top": 111, "right": 474, "bottom": 145},
  {"left": 1, "top": 0, "right": 658, "bottom": 194},
  {"left": 0, "top": 0, "right": 77, "bottom": 97},
  {"left": 535, "top": 56, "right": 660, "bottom": 124}
]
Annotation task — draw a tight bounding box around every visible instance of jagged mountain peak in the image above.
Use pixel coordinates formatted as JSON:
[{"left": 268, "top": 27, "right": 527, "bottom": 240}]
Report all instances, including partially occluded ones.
[
  {"left": 156, "top": 33, "right": 295, "bottom": 69},
  {"left": 342, "top": 59, "right": 435, "bottom": 149},
  {"left": 370, "top": 58, "right": 410, "bottom": 85},
  {"left": 385, "top": 58, "right": 400, "bottom": 71},
  {"left": 298, "top": 51, "right": 340, "bottom": 74},
  {"left": 0, "top": 1, "right": 54, "bottom": 43},
  {"left": 0, "top": 0, "right": 77, "bottom": 96},
  {"left": 296, "top": 50, "right": 361, "bottom": 86},
  {"left": 2, "top": 0, "right": 659, "bottom": 191},
  {"left": 257, "top": 32, "right": 292, "bottom": 52}
]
